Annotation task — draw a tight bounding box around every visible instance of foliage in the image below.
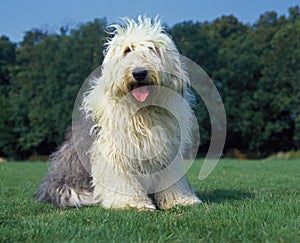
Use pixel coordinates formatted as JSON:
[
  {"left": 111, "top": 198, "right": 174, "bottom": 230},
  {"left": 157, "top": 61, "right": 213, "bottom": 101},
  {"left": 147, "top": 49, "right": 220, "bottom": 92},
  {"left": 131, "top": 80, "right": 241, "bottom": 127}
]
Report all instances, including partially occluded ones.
[
  {"left": 0, "top": 19, "right": 107, "bottom": 158},
  {"left": 0, "top": 159, "right": 299, "bottom": 241},
  {"left": 0, "top": 7, "right": 300, "bottom": 158},
  {"left": 0, "top": 36, "right": 16, "bottom": 157},
  {"left": 267, "top": 150, "right": 300, "bottom": 160},
  {"left": 172, "top": 7, "right": 300, "bottom": 156}
]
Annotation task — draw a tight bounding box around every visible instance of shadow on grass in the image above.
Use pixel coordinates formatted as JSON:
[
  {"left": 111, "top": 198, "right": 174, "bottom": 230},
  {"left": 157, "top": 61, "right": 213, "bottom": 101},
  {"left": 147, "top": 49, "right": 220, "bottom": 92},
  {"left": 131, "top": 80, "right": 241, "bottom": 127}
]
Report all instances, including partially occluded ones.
[{"left": 197, "top": 189, "right": 255, "bottom": 203}]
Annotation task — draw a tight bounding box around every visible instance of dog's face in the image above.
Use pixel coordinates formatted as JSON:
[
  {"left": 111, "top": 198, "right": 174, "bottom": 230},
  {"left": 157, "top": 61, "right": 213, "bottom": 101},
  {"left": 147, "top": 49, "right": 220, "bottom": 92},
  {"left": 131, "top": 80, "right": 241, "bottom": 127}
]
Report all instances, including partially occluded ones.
[
  {"left": 101, "top": 17, "right": 189, "bottom": 102},
  {"left": 120, "top": 41, "right": 162, "bottom": 102}
]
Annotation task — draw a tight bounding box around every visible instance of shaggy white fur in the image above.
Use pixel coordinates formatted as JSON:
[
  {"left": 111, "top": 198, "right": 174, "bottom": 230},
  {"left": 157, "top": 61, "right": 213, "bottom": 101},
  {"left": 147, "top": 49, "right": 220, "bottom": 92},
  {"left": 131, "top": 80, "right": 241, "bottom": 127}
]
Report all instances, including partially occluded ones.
[
  {"left": 36, "top": 16, "right": 201, "bottom": 210},
  {"left": 82, "top": 16, "right": 200, "bottom": 210}
]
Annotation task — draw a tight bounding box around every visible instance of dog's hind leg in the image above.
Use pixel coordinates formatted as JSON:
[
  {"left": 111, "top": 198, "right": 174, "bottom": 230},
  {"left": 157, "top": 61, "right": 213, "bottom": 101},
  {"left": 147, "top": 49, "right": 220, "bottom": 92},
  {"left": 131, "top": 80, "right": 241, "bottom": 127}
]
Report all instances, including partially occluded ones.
[
  {"left": 35, "top": 130, "right": 95, "bottom": 208},
  {"left": 51, "top": 184, "right": 94, "bottom": 207}
]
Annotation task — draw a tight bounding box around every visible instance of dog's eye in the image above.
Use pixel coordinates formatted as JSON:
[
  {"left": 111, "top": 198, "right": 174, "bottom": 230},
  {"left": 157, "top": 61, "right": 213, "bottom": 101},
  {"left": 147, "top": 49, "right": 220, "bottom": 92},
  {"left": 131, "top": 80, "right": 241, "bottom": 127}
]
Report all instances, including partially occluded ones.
[{"left": 123, "top": 47, "right": 131, "bottom": 55}]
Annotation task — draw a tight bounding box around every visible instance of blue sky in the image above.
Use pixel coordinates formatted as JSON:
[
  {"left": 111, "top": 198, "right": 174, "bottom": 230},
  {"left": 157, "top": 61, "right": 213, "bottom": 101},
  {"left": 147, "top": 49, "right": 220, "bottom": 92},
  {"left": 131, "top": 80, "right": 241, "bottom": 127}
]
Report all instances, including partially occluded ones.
[{"left": 1, "top": 0, "right": 299, "bottom": 42}]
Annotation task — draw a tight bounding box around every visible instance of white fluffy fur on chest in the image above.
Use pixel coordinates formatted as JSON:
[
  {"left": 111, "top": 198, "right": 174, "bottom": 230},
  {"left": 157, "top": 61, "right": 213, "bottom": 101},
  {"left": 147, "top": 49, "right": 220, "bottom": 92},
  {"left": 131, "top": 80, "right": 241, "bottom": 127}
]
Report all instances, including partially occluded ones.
[{"left": 90, "top": 101, "right": 192, "bottom": 175}]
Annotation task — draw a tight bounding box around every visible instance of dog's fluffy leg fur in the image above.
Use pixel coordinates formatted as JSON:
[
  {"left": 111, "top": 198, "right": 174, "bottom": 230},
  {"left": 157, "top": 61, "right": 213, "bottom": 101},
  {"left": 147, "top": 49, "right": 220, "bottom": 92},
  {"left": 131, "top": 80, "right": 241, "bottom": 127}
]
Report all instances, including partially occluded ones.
[
  {"left": 91, "top": 155, "right": 156, "bottom": 210},
  {"left": 35, "top": 131, "right": 94, "bottom": 208}
]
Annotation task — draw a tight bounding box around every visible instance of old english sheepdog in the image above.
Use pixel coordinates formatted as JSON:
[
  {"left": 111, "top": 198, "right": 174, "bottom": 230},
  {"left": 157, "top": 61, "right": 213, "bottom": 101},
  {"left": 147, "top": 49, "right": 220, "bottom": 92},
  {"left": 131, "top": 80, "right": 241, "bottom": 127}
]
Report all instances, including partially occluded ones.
[{"left": 36, "top": 16, "right": 201, "bottom": 210}]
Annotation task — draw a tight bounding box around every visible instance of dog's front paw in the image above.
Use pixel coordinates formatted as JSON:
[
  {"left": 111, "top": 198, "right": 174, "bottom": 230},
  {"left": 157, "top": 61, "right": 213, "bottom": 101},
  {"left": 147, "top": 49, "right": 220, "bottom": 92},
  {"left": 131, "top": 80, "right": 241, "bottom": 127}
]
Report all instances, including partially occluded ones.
[
  {"left": 156, "top": 193, "right": 201, "bottom": 210},
  {"left": 135, "top": 202, "right": 156, "bottom": 211},
  {"left": 100, "top": 195, "right": 156, "bottom": 211}
]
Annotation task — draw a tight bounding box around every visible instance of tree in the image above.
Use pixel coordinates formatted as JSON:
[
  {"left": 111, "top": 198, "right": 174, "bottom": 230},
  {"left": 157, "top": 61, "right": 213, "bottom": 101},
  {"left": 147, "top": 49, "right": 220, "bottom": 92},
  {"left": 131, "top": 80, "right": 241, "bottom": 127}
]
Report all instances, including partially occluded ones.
[
  {"left": 0, "top": 36, "right": 16, "bottom": 157},
  {"left": 255, "top": 13, "right": 300, "bottom": 152},
  {"left": 213, "top": 28, "right": 263, "bottom": 154},
  {"left": 2, "top": 8, "right": 300, "bottom": 159},
  {"left": 8, "top": 19, "right": 107, "bottom": 158}
]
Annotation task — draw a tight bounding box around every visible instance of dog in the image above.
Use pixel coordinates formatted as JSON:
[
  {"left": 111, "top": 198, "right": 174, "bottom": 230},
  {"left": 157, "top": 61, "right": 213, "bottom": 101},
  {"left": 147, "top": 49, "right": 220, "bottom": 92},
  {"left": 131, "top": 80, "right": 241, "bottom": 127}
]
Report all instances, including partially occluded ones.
[{"left": 36, "top": 16, "right": 201, "bottom": 210}]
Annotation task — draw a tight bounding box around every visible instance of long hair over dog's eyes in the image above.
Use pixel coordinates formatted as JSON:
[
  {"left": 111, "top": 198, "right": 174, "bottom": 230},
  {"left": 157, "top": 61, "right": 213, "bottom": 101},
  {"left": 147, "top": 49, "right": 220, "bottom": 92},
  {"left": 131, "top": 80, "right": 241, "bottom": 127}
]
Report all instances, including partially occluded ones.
[
  {"left": 123, "top": 47, "right": 132, "bottom": 56},
  {"left": 150, "top": 46, "right": 161, "bottom": 57}
]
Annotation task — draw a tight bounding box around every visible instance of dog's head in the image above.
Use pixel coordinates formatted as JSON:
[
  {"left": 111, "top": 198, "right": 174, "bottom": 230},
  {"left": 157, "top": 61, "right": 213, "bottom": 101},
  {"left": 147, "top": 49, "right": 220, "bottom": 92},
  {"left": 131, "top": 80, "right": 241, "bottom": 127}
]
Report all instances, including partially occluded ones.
[{"left": 101, "top": 16, "right": 189, "bottom": 102}]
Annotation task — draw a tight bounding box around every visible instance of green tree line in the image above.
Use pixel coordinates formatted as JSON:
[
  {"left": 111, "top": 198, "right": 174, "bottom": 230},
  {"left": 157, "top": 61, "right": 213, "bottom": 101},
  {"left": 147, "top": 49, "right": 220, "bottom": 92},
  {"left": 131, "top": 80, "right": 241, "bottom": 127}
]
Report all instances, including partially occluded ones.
[{"left": 1, "top": 7, "right": 299, "bottom": 159}]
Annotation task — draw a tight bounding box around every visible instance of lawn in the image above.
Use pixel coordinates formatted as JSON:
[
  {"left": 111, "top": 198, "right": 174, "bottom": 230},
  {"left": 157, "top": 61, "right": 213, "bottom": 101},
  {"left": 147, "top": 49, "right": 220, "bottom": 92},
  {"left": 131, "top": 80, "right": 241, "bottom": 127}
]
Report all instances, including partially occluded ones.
[{"left": 0, "top": 159, "right": 299, "bottom": 242}]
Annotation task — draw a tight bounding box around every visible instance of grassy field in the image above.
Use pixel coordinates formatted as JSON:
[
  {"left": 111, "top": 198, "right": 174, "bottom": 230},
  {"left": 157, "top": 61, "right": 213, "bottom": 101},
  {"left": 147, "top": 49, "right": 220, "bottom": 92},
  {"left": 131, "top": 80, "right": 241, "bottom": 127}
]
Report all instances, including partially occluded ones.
[{"left": 0, "top": 159, "right": 299, "bottom": 242}]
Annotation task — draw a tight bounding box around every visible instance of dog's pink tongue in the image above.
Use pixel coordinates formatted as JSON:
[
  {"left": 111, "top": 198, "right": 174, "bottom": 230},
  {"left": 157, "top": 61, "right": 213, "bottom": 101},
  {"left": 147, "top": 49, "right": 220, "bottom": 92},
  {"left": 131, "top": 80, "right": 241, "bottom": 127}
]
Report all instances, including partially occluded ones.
[{"left": 132, "top": 85, "right": 150, "bottom": 102}]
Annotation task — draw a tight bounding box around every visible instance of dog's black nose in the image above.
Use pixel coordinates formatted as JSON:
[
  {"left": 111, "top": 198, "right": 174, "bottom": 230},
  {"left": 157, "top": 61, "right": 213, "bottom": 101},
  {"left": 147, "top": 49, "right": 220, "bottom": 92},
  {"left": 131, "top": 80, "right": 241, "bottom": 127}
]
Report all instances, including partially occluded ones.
[{"left": 132, "top": 68, "right": 148, "bottom": 82}]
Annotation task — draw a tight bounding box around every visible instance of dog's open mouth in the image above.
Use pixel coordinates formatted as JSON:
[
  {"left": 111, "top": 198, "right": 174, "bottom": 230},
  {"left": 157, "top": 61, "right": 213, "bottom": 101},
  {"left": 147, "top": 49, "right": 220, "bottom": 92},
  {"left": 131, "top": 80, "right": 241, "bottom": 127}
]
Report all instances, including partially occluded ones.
[{"left": 131, "top": 84, "right": 151, "bottom": 102}]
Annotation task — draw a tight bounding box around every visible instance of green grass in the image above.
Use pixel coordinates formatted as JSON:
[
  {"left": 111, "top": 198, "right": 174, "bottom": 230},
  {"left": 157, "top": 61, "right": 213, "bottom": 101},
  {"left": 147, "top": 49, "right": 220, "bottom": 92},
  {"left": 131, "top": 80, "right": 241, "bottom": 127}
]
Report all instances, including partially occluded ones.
[{"left": 0, "top": 159, "right": 299, "bottom": 242}]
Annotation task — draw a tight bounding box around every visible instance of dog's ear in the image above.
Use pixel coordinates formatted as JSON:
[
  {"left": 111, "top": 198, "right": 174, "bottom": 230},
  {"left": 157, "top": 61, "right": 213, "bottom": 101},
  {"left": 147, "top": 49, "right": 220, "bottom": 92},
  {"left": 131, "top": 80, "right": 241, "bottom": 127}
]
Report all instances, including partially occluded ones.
[
  {"left": 165, "top": 50, "right": 188, "bottom": 97},
  {"left": 181, "top": 69, "right": 189, "bottom": 97},
  {"left": 177, "top": 58, "right": 190, "bottom": 98}
]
